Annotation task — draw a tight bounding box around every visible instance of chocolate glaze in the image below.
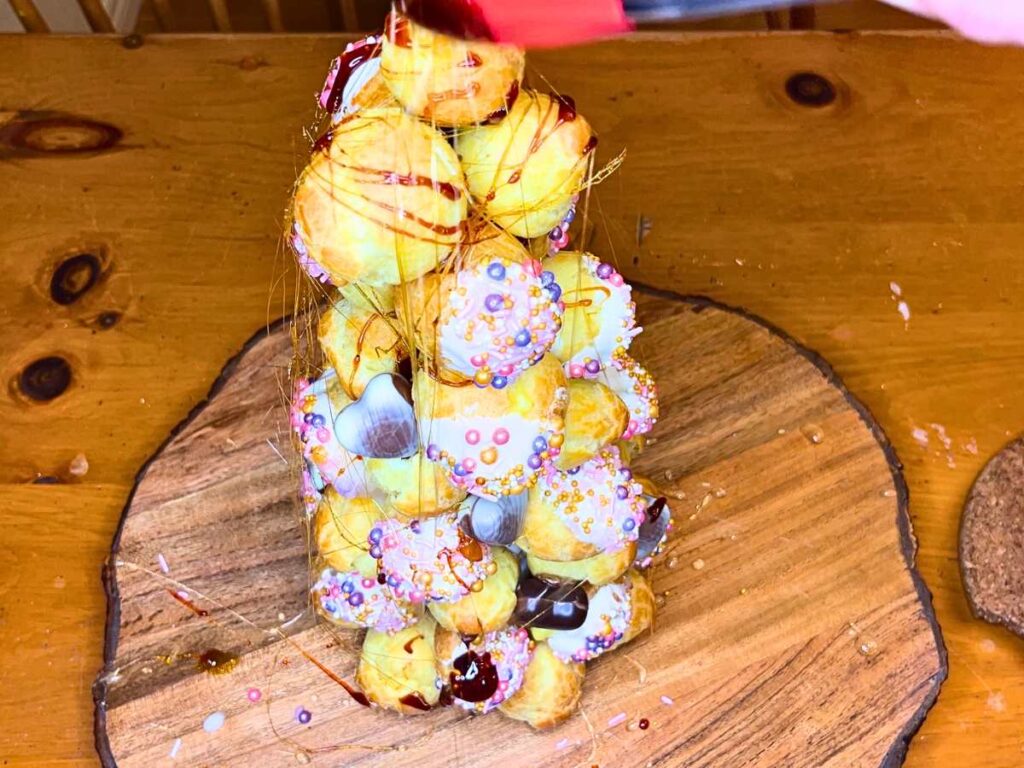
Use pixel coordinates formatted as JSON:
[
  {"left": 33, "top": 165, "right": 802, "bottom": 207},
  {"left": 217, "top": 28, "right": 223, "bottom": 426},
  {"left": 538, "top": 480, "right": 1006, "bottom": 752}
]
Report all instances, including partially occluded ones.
[
  {"left": 348, "top": 164, "right": 462, "bottom": 201},
  {"left": 449, "top": 649, "right": 499, "bottom": 703},
  {"left": 514, "top": 577, "right": 588, "bottom": 631},
  {"left": 399, "top": 692, "right": 433, "bottom": 711},
  {"left": 323, "top": 38, "right": 382, "bottom": 115}
]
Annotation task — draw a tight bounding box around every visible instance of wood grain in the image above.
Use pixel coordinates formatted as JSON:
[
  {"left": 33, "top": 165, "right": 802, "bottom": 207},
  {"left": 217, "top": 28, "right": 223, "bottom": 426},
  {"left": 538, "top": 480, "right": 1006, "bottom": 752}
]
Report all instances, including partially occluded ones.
[
  {"left": 95, "top": 293, "right": 944, "bottom": 767},
  {"left": 2, "top": 32, "right": 1023, "bottom": 768}
]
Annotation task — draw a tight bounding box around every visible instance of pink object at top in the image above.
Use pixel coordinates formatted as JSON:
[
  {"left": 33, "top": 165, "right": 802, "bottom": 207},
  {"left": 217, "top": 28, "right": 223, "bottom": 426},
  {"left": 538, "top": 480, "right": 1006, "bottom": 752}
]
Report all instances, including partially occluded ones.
[{"left": 398, "top": 0, "right": 633, "bottom": 48}]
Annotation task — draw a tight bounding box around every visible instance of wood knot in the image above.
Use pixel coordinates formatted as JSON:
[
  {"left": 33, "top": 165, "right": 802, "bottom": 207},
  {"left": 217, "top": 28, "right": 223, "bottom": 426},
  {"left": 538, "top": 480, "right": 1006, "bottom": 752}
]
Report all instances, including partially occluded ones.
[
  {"left": 18, "top": 356, "right": 72, "bottom": 402},
  {"left": 0, "top": 111, "right": 122, "bottom": 157},
  {"left": 97, "top": 311, "right": 121, "bottom": 329},
  {"left": 122, "top": 34, "right": 144, "bottom": 49},
  {"left": 51, "top": 252, "right": 102, "bottom": 305},
  {"left": 785, "top": 72, "right": 837, "bottom": 108},
  {"left": 239, "top": 56, "right": 268, "bottom": 71}
]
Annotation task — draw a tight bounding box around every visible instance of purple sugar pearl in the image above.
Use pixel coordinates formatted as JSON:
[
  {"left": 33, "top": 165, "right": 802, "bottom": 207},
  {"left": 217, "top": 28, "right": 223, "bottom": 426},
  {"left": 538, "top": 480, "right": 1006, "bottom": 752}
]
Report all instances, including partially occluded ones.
[
  {"left": 296, "top": 708, "right": 312, "bottom": 725},
  {"left": 427, "top": 443, "right": 441, "bottom": 460},
  {"left": 527, "top": 454, "right": 543, "bottom": 470},
  {"left": 584, "top": 359, "right": 601, "bottom": 374},
  {"left": 616, "top": 484, "right": 630, "bottom": 500},
  {"left": 623, "top": 517, "right": 637, "bottom": 532},
  {"left": 532, "top": 436, "right": 548, "bottom": 452},
  {"left": 368, "top": 527, "right": 383, "bottom": 544},
  {"left": 484, "top": 293, "right": 505, "bottom": 312},
  {"left": 454, "top": 462, "right": 469, "bottom": 476},
  {"left": 348, "top": 591, "right": 364, "bottom": 607},
  {"left": 491, "top": 375, "right": 508, "bottom": 389},
  {"left": 487, "top": 262, "right": 506, "bottom": 281},
  {"left": 548, "top": 226, "right": 563, "bottom": 241},
  {"left": 514, "top": 329, "right": 532, "bottom": 347},
  {"left": 546, "top": 283, "right": 562, "bottom": 302},
  {"left": 540, "top": 270, "right": 555, "bottom": 287},
  {"left": 596, "top": 262, "right": 614, "bottom": 279}
]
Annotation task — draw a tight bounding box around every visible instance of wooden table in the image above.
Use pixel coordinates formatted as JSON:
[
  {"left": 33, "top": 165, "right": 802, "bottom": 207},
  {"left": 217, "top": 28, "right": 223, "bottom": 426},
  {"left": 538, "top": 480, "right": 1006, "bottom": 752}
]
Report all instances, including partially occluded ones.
[{"left": 1, "top": 31, "right": 1023, "bottom": 767}]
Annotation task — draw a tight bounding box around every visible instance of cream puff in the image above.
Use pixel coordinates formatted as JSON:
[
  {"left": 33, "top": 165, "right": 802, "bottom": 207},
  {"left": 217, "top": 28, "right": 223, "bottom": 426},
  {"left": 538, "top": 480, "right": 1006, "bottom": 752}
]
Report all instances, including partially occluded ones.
[
  {"left": 498, "top": 641, "right": 584, "bottom": 729},
  {"left": 380, "top": 12, "right": 523, "bottom": 127},
  {"left": 415, "top": 353, "right": 568, "bottom": 499},
  {"left": 633, "top": 478, "right": 672, "bottom": 570},
  {"left": 518, "top": 445, "right": 646, "bottom": 561},
  {"left": 313, "top": 566, "right": 422, "bottom": 634},
  {"left": 599, "top": 349, "right": 658, "bottom": 440},
  {"left": 318, "top": 296, "right": 404, "bottom": 400},
  {"left": 364, "top": 450, "right": 467, "bottom": 520},
  {"left": 319, "top": 35, "right": 396, "bottom": 122},
  {"left": 313, "top": 488, "right": 383, "bottom": 577},
  {"left": 292, "top": 108, "right": 468, "bottom": 286},
  {"left": 357, "top": 615, "right": 440, "bottom": 713},
  {"left": 428, "top": 546, "right": 518, "bottom": 634},
  {"left": 455, "top": 90, "right": 597, "bottom": 238},
  {"left": 554, "top": 378, "right": 628, "bottom": 470},
  {"left": 396, "top": 223, "right": 563, "bottom": 388},
  {"left": 290, "top": 372, "right": 370, "bottom": 498},
  {"left": 435, "top": 626, "right": 534, "bottom": 714},
  {"left": 371, "top": 510, "right": 495, "bottom": 604},
  {"left": 526, "top": 542, "right": 636, "bottom": 587},
  {"left": 537, "top": 570, "right": 654, "bottom": 664},
  {"left": 545, "top": 251, "right": 641, "bottom": 377}
]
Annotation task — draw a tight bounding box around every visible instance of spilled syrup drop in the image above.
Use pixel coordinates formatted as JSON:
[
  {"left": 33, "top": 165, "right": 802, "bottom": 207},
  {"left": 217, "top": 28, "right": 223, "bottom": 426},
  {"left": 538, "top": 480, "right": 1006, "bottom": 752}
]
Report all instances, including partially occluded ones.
[{"left": 197, "top": 649, "right": 239, "bottom": 675}]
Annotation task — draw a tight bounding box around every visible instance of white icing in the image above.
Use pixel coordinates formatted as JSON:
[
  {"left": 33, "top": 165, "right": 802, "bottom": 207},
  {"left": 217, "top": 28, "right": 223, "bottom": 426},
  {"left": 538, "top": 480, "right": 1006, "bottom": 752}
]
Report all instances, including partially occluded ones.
[{"left": 546, "top": 581, "right": 632, "bottom": 664}]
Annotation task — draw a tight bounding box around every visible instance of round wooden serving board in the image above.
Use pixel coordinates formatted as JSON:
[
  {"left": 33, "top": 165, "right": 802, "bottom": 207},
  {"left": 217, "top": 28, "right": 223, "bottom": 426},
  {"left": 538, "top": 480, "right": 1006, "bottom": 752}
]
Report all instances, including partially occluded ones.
[{"left": 94, "top": 291, "right": 946, "bottom": 768}]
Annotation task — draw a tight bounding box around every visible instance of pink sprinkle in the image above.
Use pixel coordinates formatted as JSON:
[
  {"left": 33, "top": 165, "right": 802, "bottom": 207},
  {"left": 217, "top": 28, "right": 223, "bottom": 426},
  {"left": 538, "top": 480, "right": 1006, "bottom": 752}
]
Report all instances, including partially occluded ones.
[
  {"left": 470, "top": 355, "right": 485, "bottom": 367},
  {"left": 609, "top": 273, "right": 624, "bottom": 287},
  {"left": 465, "top": 429, "right": 480, "bottom": 445},
  {"left": 176, "top": 590, "right": 189, "bottom": 600},
  {"left": 462, "top": 458, "right": 477, "bottom": 471},
  {"left": 169, "top": 737, "right": 182, "bottom": 758},
  {"left": 660, "top": 695, "right": 674, "bottom": 706},
  {"left": 493, "top": 428, "right": 510, "bottom": 445},
  {"left": 555, "top": 738, "right": 572, "bottom": 750},
  {"left": 247, "top": 688, "right": 262, "bottom": 703},
  {"left": 568, "top": 364, "right": 584, "bottom": 378},
  {"left": 607, "top": 712, "right": 627, "bottom": 728},
  {"left": 156, "top": 553, "right": 170, "bottom": 574}
]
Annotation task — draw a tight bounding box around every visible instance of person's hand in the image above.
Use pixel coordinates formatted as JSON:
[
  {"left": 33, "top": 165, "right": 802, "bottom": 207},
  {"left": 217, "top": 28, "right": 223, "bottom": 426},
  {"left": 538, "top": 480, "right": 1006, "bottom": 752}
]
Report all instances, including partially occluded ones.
[{"left": 884, "top": 0, "right": 1024, "bottom": 45}]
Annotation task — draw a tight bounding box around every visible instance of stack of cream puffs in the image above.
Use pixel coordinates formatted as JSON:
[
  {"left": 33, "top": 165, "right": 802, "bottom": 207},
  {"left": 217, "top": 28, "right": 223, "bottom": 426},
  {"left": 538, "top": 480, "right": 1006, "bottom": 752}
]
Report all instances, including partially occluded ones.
[{"left": 288, "top": 10, "right": 672, "bottom": 729}]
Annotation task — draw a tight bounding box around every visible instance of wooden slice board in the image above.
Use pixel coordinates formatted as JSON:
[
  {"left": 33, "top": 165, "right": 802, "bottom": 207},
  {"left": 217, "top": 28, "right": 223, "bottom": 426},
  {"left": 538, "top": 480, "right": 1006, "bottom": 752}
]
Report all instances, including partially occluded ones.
[{"left": 94, "top": 291, "right": 946, "bottom": 768}]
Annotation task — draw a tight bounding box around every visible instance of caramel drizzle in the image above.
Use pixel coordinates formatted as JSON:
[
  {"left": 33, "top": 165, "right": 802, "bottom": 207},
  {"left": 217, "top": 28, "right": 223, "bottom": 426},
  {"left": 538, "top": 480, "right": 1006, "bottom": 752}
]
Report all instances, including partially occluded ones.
[
  {"left": 348, "top": 312, "right": 384, "bottom": 395},
  {"left": 562, "top": 285, "right": 612, "bottom": 309},
  {"left": 167, "top": 589, "right": 209, "bottom": 617}
]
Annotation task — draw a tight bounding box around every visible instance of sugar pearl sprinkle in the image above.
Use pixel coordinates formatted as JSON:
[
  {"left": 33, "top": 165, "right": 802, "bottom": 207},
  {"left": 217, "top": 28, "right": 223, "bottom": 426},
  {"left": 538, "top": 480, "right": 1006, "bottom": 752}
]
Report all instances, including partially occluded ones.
[
  {"left": 547, "top": 196, "right": 578, "bottom": 256},
  {"left": 440, "top": 255, "right": 563, "bottom": 388},
  {"left": 424, "top": 394, "right": 568, "bottom": 499},
  {"left": 559, "top": 253, "right": 641, "bottom": 379},
  {"left": 313, "top": 566, "right": 421, "bottom": 634},
  {"left": 537, "top": 445, "right": 646, "bottom": 553},
  {"left": 289, "top": 222, "right": 332, "bottom": 285},
  {"left": 290, "top": 373, "right": 367, "bottom": 499},
  {"left": 603, "top": 349, "right": 659, "bottom": 439},
  {"left": 444, "top": 628, "right": 534, "bottom": 714},
  {"left": 548, "top": 581, "right": 632, "bottom": 664},
  {"left": 370, "top": 512, "right": 493, "bottom": 604}
]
